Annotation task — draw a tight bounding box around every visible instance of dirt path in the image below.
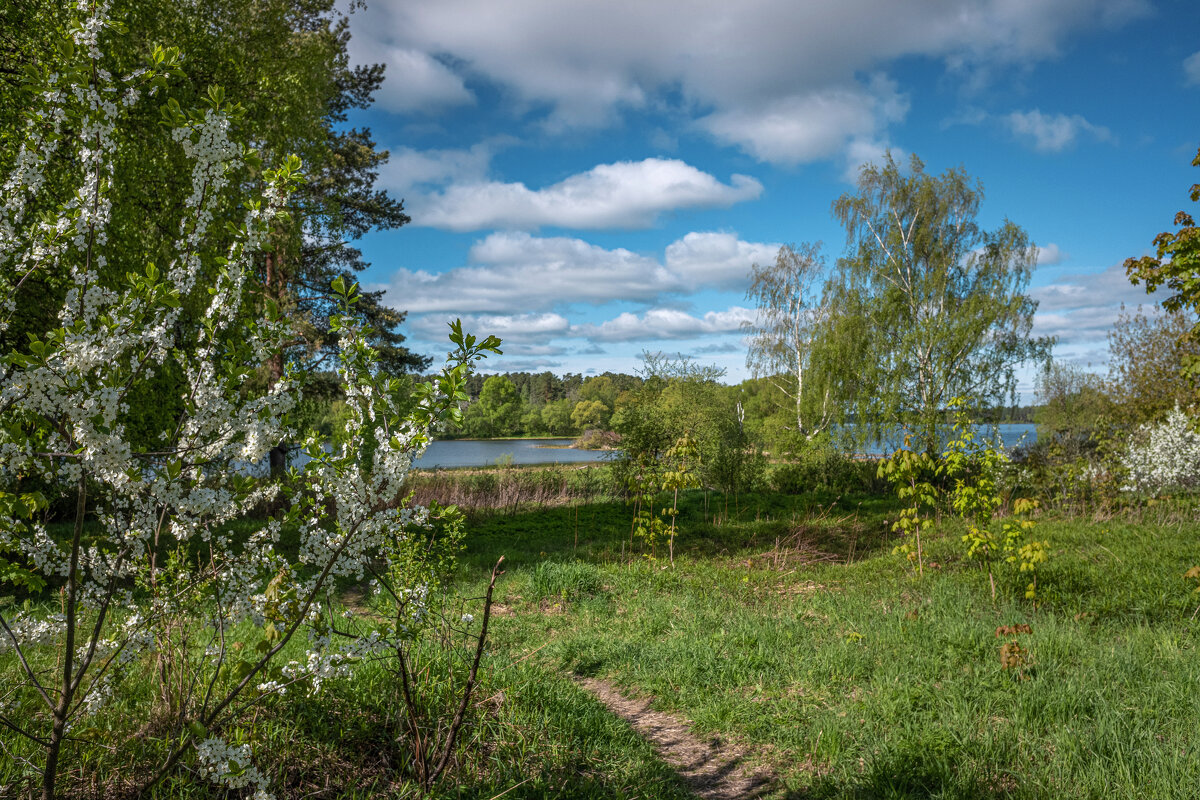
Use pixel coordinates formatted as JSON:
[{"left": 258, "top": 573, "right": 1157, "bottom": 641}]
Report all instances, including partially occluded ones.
[{"left": 577, "top": 678, "right": 776, "bottom": 800}]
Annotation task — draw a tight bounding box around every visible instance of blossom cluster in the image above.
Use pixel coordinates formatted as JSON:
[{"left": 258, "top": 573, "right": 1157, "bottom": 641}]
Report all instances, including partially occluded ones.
[
  {"left": 195, "top": 736, "right": 273, "bottom": 800},
  {"left": 1121, "top": 407, "right": 1200, "bottom": 493}
]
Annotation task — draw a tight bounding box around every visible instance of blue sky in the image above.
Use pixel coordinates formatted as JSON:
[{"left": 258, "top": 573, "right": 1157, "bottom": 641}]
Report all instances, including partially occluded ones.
[{"left": 340, "top": 0, "right": 1199, "bottom": 400}]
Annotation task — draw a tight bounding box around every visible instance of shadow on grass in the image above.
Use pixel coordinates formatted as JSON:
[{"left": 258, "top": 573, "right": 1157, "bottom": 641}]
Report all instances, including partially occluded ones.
[
  {"left": 259, "top": 660, "right": 702, "bottom": 800},
  {"left": 460, "top": 490, "right": 898, "bottom": 575},
  {"left": 799, "top": 743, "right": 1017, "bottom": 800}
]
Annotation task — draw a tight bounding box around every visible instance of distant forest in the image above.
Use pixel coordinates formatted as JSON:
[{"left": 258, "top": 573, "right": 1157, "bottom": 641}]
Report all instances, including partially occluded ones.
[{"left": 407, "top": 370, "right": 1041, "bottom": 442}]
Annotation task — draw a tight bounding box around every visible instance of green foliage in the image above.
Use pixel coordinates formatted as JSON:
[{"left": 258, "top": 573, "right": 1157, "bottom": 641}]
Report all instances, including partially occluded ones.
[
  {"left": 577, "top": 375, "right": 618, "bottom": 410},
  {"left": 771, "top": 440, "right": 882, "bottom": 495},
  {"left": 1106, "top": 306, "right": 1200, "bottom": 425},
  {"left": 1004, "top": 498, "right": 1049, "bottom": 600},
  {"left": 1023, "top": 360, "right": 1118, "bottom": 508},
  {"left": 942, "top": 399, "right": 1050, "bottom": 602},
  {"left": 943, "top": 401, "right": 1007, "bottom": 597},
  {"left": 877, "top": 442, "right": 939, "bottom": 576},
  {"left": 0, "top": 490, "right": 48, "bottom": 594},
  {"left": 660, "top": 433, "right": 702, "bottom": 565},
  {"left": 626, "top": 452, "right": 669, "bottom": 559},
  {"left": 1125, "top": 145, "right": 1200, "bottom": 380},
  {"left": 539, "top": 398, "right": 576, "bottom": 435},
  {"left": 528, "top": 560, "right": 606, "bottom": 603},
  {"left": 1036, "top": 360, "right": 1114, "bottom": 445},
  {"left": 744, "top": 243, "right": 848, "bottom": 439},
  {"left": 2, "top": 0, "right": 429, "bottom": 450},
  {"left": 828, "top": 152, "right": 1052, "bottom": 453},
  {"left": 613, "top": 355, "right": 765, "bottom": 559},
  {"left": 462, "top": 375, "right": 523, "bottom": 438},
  {"left": 571, "top": 398, "right": 610, "bottom": 431}
]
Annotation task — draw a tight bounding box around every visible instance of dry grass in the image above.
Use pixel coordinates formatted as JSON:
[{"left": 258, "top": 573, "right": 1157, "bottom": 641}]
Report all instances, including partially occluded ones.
[{"left": 406, "top": 464, "right": 612, "bottom": 512}]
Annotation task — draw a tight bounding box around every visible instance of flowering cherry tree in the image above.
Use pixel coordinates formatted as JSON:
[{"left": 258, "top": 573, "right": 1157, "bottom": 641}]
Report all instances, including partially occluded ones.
[{"left": 0, "top": 4, "right": 498, "bottom": 798}]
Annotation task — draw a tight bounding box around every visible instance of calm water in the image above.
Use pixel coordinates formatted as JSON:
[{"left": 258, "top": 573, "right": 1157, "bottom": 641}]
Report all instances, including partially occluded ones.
[
  {"left": 243, "top": 437, "right": 609, "bottom": 475},
  {"left": 264, "top": 424, "right": 1037, "bottom": 473},
  {"left": 411, "top": 425, "right": 1038, "bottom": 467},
  {"left": 862, "top": 423, "right": 1037, "bottom": 455},
  {"left": 414, "top": 438, "right": 611, "bottom": 469}
]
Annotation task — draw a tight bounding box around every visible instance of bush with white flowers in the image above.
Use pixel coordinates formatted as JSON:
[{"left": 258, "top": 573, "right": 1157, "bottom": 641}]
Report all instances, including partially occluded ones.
[
  {"left": 0, "top": 3, "right": 499, "bottom": 798},
  {"left": 1121, "top": 406, "right": 1200, "bottom": 494}
]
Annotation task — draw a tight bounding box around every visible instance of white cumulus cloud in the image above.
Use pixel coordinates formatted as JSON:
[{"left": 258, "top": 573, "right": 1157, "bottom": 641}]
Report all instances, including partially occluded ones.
[
  {"left": 383, "top": 230, "right": 779, "bottom": 315},
  {"left": 1031, "top": 261, "right": 1166, "bottom": 345},
  {"left": 377, "top": 141, "right": 500, "bottom": 198},
  {"left": 349, "top": 40, "right": 474, "bottom": 112},
  {"left": 412, "top": 158, "right": 762, "bottom": 231},
  {"left": 575, "top": 307, "right": 758, "bottom": 342},
  {"left": 347, "top": 0, "right": 1149, "bottom": 164},
  {"left": 1035, "top": 243, "right": 1067, "bottom": 266},
  {"left": 700, "top": 76, "right": 909, "bottom": 166},
  {"left": 1185, "top": 51, "right": 1200, "bottom": 86},
  {"left": 385, "top": 233, "right": 669, "bottom": 313},
  {"left": 409, "top": 312, "right": 570, "bottom": 342},
  {"left": 1005, "top": 109, "right": 1113, "bottom": 153},
  {"left": 664, "top": 232, "right": 780, "bottom": 288}
]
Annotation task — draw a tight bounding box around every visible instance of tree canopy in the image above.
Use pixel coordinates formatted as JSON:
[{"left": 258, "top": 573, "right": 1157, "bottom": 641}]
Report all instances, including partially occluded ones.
[
  {"left": 1, "top": 0, "right": 426, "bottom": 390},
  {"left": 828, "top": 153, "right": 1052, "bottom": 452},
  {"left": 1106, "top": 307, "right": 1200, "bottom": 424},
  {"left": 1125, "top": 145, "right": 1200, "bottom": 380},
  {"left": 744, "top": 243, "right": 841, "bottom": 441}
]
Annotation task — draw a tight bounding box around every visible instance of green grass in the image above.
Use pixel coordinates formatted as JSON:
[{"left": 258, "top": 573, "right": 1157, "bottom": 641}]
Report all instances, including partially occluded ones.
[
  {"left": 5, "top": 484, "right": 1200, "bottom": 798},
  {"left": 459, "top": 492, "right": 1200, "bottom": 798}
]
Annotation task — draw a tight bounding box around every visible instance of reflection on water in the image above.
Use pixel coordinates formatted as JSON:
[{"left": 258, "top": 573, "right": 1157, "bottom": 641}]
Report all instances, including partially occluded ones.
[
  {"left": 262, "top": 437, "right": 612, "bottom": 472},
  {"left": 861, "top": 423, "right": 1037, "bottom": 455},
  {"left": 414, "top": 438, "right": 612, "bottom": 469},
  {"left": 253, "top": 424, "right": 1037, "bottom": 474}
]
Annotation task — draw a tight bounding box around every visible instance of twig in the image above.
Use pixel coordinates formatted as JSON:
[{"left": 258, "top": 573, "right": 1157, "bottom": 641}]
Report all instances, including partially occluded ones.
[
  {"left": 506, "top": 642, "right": 548, "bottom": 668},
  {"left": 427, "top": 556, "right": 504, "bottom": 787},
  {"left": 487, "top": 777, "right": 533, "bottom": 800}
]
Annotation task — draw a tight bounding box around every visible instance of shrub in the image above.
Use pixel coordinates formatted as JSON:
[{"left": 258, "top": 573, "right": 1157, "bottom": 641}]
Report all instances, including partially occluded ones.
[
  {"left": 1122, "top": 407, "right": 1200, "bottom": 494},
  {"left": 575, "top": 428, "right": 621, "bottom": 450},
  {"left": 770, "top": 445, "right": 882, "bottom": 495}
]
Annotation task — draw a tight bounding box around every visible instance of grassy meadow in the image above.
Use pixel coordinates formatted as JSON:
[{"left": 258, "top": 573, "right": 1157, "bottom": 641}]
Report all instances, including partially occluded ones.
[
  {"left": 4, "top": 464, "right": 1199, "bottom": 799},
  {"left": 449, "top": 482, "right": 1200, "bottom": 799}
]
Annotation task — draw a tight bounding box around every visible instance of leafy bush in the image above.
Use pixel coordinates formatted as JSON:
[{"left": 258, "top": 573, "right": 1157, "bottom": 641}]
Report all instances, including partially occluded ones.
[
  {"left": 1122, "top": 407, "right": 1200, "bottom": 494},
  {"left": 575, "top": 429, "right": 621, "bottom": 450},
  {"left": 770, "top": 445, "right": 882, "bottom": 495},
  {"left": 1010, "top": 435, "right": 1122, "bottom": 511},
  {"left": 942, "top": 400, "right": 1050, "bottom": 602},
  {"left": 877, "top": 445, "right": 939, "bottom": 575}
]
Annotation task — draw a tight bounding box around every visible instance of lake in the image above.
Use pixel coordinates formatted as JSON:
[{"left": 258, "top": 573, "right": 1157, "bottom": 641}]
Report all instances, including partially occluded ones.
[
  {"left": 268, "top": 424, "right": 1038, "bottom": 473},
  {"left": 861, "top": 423, "right": 1037, "bottom": 456},
  {"left": 413, "top": 438, "right": 612, "bottom": 469},
  {"left": 410, "top": 424, "right": 1038, "bottom": 469}
]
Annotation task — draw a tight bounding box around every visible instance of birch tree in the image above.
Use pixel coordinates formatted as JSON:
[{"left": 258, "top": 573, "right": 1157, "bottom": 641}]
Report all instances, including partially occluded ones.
[
  {"left": 744, "top": 242, "right": 834, "bottom": 440},
  {"left": 830, "top": 153, "right": 1052, "bottom": 452}
]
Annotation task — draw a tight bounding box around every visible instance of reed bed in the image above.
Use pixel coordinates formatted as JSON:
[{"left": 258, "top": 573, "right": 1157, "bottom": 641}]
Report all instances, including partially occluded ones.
[{"left": 406, "top": 463, "right": 615, "bottom": 513}]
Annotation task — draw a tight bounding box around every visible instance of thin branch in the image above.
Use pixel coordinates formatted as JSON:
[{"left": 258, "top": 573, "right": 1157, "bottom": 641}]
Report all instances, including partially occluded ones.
[
  {"left": 0, "top": 613, "right": 55, "bottom": 710},
  {"left": 428, "top": 556, "right": 505, "bottom": 785},
  {"left": 0, "top": 710, "right": 50, "bottom": 745}
]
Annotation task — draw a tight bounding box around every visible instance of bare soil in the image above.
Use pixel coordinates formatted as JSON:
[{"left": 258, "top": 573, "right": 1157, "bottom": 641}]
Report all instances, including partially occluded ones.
[{"left": 576, "top": 678, "right": 777, "bottom": 800}]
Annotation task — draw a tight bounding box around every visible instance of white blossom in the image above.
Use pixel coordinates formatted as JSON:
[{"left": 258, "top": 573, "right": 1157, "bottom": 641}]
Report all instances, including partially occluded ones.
[{"left": 1122, "top": 406, "right": 1200, "bottom": 493}]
